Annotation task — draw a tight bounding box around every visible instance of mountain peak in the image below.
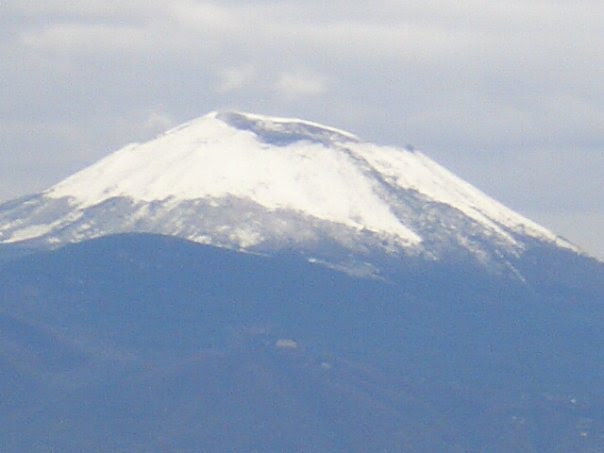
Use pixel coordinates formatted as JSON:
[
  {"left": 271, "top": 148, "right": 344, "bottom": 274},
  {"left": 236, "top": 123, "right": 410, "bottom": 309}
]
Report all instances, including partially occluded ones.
[
  {"left": 160, "top": 111, "right": 360, "bottom": 148},
  {"left": 211, "top": 110, "right": 361, "bottom": 147},
  {"left": 0, "top": 110, "right": 579, "bottom": 274}
]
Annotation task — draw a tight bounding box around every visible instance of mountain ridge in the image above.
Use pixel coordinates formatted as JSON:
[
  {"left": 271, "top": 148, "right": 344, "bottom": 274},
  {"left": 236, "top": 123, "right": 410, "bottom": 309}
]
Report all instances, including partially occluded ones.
[{"left": 0, "top": 111, "right": 592, "bottom": 280}]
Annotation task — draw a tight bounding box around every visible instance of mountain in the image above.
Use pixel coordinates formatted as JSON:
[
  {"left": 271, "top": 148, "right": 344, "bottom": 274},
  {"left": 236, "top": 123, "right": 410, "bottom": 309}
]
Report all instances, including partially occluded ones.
[
  {"left": 0, "top": 233, "right": 603, "bottom": 452},
  {"left": 0, "top": 111, "right": 588, "bottom": 279},
  {"left": 0, "top": 112, "right": 603, "bottom": 451}
]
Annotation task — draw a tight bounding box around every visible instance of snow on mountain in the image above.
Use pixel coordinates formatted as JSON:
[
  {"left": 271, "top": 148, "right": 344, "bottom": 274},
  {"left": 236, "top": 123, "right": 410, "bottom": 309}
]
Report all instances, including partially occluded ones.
[
  {"left": 0, "top": 111, "right": 579, "bottom": 271},
  {"left": 46, "top": 112, "right": 420, "bottom": 245}
]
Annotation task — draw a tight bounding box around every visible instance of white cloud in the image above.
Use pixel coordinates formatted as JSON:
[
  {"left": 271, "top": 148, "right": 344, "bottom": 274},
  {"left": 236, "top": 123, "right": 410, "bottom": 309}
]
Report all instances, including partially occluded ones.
[
  {"left": 216, "top": 65, "right": 256, "bottom": 94},
  {"left": 143, "top": 110, "right": 176, "bottom": 135},
  {"left": 19, "top": 23, "right": 152, "bottom": 55},
  {"left": 5, "top": 0, "right": 161, "bottom": 20},
  {"left": 276, "top": 72, "right": 327, "bottom": 101}
]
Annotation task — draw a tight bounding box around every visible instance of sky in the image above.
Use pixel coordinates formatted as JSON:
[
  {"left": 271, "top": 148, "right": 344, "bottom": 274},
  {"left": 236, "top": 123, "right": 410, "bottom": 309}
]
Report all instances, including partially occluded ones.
[{"left": 1, "top": 0, "right": 603, "bottom": 260}]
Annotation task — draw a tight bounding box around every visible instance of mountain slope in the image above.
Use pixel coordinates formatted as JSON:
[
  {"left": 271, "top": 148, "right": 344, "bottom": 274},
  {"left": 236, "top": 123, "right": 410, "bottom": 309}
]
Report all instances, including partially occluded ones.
[
  {"left": 0, "top": 111, "right": 602, "bottom": 451},
  {"left": 0, "top": 111, "right": 584, "bottom": 278},
  {"left": 0, "top": 234, "right": 603, "bottom": 451}
]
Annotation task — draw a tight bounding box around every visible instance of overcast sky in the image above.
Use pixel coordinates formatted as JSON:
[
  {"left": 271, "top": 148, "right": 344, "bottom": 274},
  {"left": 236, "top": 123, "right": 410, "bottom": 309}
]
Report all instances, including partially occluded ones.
[{"left": 1, "top": 0, "right": 603, "bottom": 259}]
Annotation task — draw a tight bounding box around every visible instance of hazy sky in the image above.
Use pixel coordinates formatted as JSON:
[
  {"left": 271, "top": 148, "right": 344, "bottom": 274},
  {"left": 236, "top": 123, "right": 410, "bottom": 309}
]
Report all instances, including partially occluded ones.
[{"left": 2, "top": 0, "right": 603, "bottom": 259}]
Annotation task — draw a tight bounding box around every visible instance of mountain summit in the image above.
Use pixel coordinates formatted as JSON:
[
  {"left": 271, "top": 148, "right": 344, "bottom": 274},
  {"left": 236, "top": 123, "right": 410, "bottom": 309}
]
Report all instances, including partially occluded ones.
[
  {"left": 0, "top": 111, "right": 582, "bottom": 275},
  {"left": 0, "top": 112, "right": 604, "bottom": 451}
]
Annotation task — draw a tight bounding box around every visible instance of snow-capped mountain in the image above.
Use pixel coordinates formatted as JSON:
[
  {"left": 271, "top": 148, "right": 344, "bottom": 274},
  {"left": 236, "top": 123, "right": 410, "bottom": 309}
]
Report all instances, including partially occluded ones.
[
  {"left": 0, "top": 111, "right": 580, "bottom": 274},
  {"left": 1, "top": 113, "right": 603, "bottom": 451}
]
